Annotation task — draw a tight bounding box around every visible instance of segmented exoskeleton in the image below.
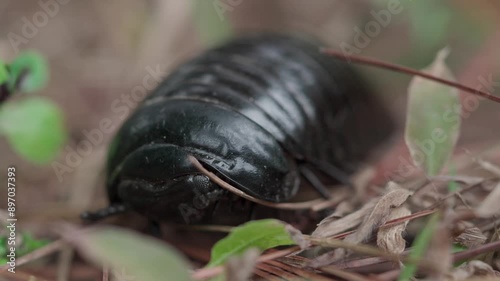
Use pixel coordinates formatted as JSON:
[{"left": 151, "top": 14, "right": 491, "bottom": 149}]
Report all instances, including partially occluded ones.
[{"left": 82, "top": 34, "right": 394, "bottom": 224}]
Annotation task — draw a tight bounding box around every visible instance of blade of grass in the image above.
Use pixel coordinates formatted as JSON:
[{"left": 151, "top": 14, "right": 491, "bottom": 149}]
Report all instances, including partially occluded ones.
[
  {"left": 447, "top": 164, "right": 459, "bottom": 192},
  {"left": 192, "top": 0, "right": 233, "bottom": 47},
  {"left": 398, "top": 212, "right": 440, "bottom": 281}
]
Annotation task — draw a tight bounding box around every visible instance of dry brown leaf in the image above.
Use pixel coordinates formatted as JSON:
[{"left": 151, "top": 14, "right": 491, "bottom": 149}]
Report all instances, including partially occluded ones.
[
  {"left": 346, "top": 182, "right": 412, "bottom": 245},
  {"left": 312, "top": 200, "right": 376, "bottom": 238},
  {"left": 377, "top": 206, "right": 411, "bottom": 255},
  {"left": 311, "top": 182, "right": 413, "bottom": 267},
  {"left": 455, "top": 227, "right": 487, "bottom": 248},
  {"left": 353, "top": 166, "right": 376, "bottom": 202},
  {"left": 476, "top": 182, "right": 500, "bottom": 217},
  {"left": 448, "top": 260, "right": 500, "bottom": 281},
  {"left": 328, "top": 201, "right": 354, "bottom": 219},
  {"left": 285, "top": 224, "right": 310, "bottom": 250},
  {"left": 225, "top": 248, "right": 260, "bottom": 281}
]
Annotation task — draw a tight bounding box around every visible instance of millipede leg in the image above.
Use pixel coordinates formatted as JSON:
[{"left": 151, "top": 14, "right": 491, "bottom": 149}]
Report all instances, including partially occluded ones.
[
  {"left": 299, "top": 164, "right": 332, "bottom": 199},
  {"left": 80, "top": 204, "right": 128, "bottom": 222}
]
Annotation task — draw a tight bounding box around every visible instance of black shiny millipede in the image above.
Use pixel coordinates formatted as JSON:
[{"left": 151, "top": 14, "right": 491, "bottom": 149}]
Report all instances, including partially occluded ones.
[{"left": 82, "top": 34, "right": 394, "bottom": 224}]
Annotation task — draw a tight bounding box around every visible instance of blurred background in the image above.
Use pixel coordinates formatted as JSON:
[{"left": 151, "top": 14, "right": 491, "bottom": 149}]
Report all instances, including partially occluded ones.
[{"left": 0, "top": 0, "right": 500, "bottom": 245}]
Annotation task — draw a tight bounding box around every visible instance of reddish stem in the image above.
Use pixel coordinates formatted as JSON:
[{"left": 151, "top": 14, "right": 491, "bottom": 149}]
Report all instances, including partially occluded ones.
[{"left": 321, "top": 48, "right": 500, "bottom": 104}]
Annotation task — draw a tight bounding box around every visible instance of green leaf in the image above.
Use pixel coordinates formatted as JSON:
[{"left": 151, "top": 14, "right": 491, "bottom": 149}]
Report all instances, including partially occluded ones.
[
  {"left": 207, "top": 219, "right": 297, "bottom": 267},
  {"left": 74, "top": 227, "right": 193, "bottom": 281},
  {"left": 0, "top": 230, "right": 49, "bottom": 262},
  {"left": 192, "top": 0, "right": 233, "bottom": 47},
  {"left": 408, "top": 0, "right": 451, "bottom": 52},
  {"left": 8, "top": 51, "right": 49, "bottom": 93},
  {"left": 399, "top": 213, "right": 440, "bottom": 281},
  {"left": 447, "top": 164, "right": 459, "bottom": 192},
  {"left": 404, "top": 48, "right": 461, "bottom": 176},
  {"left": 0, "top": 237, "right": 6, "bottom": 257},
  {"left": 452, "top": 243, "right": 466, "bottom": 253},
  {"left": 0, "top": 62, "right": 9, "bottom": 84},
  {"left": 0, "top": 97, "right": 66, "bottom": 164},
  {"left": 18, "top": 233, "right": 50, "bottom": 256}
]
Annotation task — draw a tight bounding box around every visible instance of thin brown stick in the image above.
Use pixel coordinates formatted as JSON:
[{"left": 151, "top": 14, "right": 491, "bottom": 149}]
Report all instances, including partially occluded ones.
[
  {"left": 189, "top": 156, "right": 326, "bottom": 210},
  {"left": 258, "top": 263, "right": 298, "bottom": 279},
  {"left": 382, "top": 209, "right": 436, "bottom": 228},
  {"left": 254, "top": 268, "right": 278, "bottom": 281},
  {"left": 452, "top": 239, "right": 500, "bottom": 262},
  {"left": 191, "top": 266, "right": 224, "bottom": 280},
  {"left": 372, "top": 239, "right": 500, "bottom": 280},
  {"left": 257, "top": 247, "right": 301, "bottom": 263},
  {"left": 266, "top": 260, "right": 334, "bottom": 281},
  {"left": 320, "top": 266, "right": 375, "bottom": 281},
  {"left": 191, "top": 246, "right": 300, "bottom": 280},
  {"left": 0, "top": 270, "right": 50, "bottom": 281},
  {"left": 321, "top": 48, "right": 500, "bottom": 104}
]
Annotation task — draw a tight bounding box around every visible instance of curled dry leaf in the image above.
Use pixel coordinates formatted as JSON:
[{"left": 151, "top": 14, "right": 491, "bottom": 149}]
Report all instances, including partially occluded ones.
[
  {"left": 377, "top": 206, "right": 411, "bottom": 255},
  {"left": 312, "top": 200, "right": 375, "bottom": 238},
  {"left": 448, "top": 260, "right": 500, "bottom": 281},
  {"left": 311, "top": 183, "right": 412, "bottom": 267},
  {"left": 346, "top": 183, "right": 412, "bottom": 245},
  {"left": 225, "top": 248, "right": 261, "bottom": 281},
  {"left": 454, "top": 227, "right": 487, "bottom": 248},
  {"left": 476, "top": 182, "right": 500, "bottom": 217}
]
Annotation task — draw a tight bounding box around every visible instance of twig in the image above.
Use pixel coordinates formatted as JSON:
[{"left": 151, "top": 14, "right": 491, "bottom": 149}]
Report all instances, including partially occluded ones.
[
  {"left": 254, "top": 268, "right": 280, "bottom": 281},
  {"left": 178, "top": 224, "right": 233, "bottom": 233},
  {"left": 307, "top": 236, "right": 403, "bottom": 264},
  {"left": 321, "top": 48, "right": 500, "bottom": 104},
  {"left": 189, "top": 156, "right": 326, "bottom": 210},
  {"left": 258, "top": 247, "right": 301, "bottom": 263},
  {"left": 0, "top": 270, "right": 50, "bottom": 281},
  {"left": 257, "top": 263, "right": 297, "bottom": 279},
  {"left": 191, "top": 246, "right": 300, "bottom": 280},
  {"left": 452, "top": 239, "right": 500, "bottom": 262},
  {"left": 382, "top": 209, "right": 436, "bottom": 228},
  {"left": 266, "top": 260, "right": 334, "bottom": 281},
  {"left": 320, "top": 266, "right": 375, "bottom": 281},
  {"left": 191, "top": 266, "right": 224, "bottom": 280}
]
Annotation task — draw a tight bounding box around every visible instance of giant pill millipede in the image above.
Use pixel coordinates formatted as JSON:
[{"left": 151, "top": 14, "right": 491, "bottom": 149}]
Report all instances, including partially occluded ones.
[{"left": 82, "top": 34, "right": 394, "bottom": 224}]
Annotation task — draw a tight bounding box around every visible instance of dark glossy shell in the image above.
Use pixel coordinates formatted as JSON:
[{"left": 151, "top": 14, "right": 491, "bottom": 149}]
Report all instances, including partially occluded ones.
[{"left": 106, "top": 34, "right": 393, "bottom": 207}]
